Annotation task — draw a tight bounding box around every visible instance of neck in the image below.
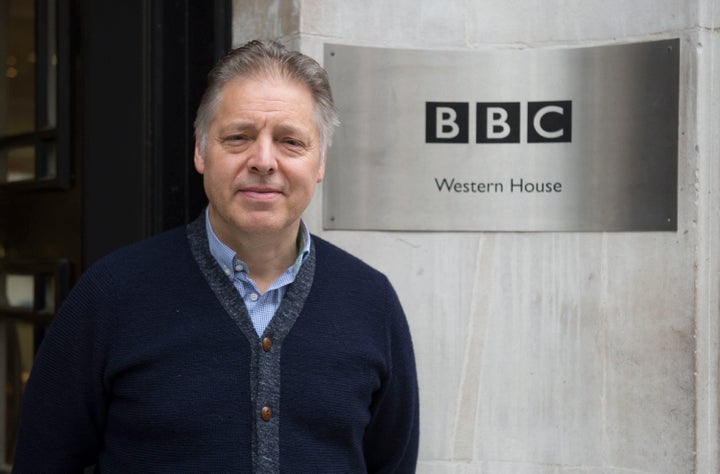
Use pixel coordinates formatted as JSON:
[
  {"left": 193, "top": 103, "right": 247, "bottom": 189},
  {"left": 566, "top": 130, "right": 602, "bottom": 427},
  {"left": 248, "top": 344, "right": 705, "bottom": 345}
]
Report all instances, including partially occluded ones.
[
  {"left": 234, "top": 231, "right": 299, "bottom": 293},
  {"left": 209, "top": 214, "right": 301, "bottom": 294}
]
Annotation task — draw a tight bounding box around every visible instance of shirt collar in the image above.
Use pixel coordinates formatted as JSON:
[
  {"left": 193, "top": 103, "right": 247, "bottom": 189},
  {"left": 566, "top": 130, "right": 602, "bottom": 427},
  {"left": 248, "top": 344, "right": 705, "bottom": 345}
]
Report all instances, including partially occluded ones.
[{"left": 205, "top": 207, "right": 311, "bottom": 278}]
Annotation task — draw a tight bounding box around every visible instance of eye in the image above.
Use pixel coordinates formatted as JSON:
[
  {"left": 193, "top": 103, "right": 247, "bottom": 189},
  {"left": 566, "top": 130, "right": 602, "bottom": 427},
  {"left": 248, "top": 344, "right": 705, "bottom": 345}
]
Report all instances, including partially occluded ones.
[
  {"left": 220, "top": 134, "right": 251, "bottom": 150},
  {"left": 281, "top": 137, "right": 308, "bottom": 152},
  {"left": 226, "top": 134, "right": 248, "bottom": 143}
]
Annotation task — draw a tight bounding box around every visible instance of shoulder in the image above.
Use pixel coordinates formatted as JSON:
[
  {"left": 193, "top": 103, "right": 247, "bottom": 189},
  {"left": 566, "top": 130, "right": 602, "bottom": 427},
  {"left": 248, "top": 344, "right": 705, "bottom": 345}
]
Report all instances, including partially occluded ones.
[
  {"left": 102, "top": 226, "right": 187, "bottom": 262},
  {"left": 311, "top": 235, "right": 386, "bottom": 279},
  {"left": 309, "top": 235, "right": 402, "bottom": 308},
  {"left": 84, "top": 225, "right": 190, "bottom": 282},
  {"left": 60, "top": 225, "right": 200, "bottom": 320}
]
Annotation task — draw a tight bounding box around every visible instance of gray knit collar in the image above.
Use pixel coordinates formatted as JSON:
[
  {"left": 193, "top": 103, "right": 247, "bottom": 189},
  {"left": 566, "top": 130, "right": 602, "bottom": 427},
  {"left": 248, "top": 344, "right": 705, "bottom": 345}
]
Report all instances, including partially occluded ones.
[{"left": 186, "top": 214, "right": 316, "bottom": 344}]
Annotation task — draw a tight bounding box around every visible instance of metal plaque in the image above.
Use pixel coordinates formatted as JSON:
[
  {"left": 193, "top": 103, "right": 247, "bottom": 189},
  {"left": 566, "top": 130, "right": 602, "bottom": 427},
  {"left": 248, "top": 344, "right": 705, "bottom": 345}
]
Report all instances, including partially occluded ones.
[{"left": 323, "top": 40, "right": 679, "bottom": 231}]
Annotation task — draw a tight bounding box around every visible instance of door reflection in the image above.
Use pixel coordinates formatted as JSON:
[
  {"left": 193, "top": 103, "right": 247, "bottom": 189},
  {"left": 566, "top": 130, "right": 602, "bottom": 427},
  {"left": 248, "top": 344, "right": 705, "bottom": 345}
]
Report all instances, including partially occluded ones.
[{"left": 2, "top": 320, "right": 35, "bottom": 467}]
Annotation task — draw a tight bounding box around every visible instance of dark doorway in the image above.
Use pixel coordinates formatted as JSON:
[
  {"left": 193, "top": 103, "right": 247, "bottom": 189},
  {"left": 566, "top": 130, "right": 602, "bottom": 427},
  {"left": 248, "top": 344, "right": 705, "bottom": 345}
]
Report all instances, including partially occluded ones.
[{"left": 0, "top": 0, "right": 231, "bottom": 466}]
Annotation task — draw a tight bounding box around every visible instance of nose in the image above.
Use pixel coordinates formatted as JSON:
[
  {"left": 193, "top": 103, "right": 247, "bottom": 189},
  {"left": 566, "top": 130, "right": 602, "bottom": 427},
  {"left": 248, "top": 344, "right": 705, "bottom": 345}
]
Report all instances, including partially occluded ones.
[{"left": 247, "top": 136, "right": 277, "bottom": 175}]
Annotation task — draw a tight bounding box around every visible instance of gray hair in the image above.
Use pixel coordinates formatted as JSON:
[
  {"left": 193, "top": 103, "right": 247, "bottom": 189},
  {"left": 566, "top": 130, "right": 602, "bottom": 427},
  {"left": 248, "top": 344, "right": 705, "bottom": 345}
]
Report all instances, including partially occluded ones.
[{"left": 194, "top": 40, "right": 340, "bottom": 159}]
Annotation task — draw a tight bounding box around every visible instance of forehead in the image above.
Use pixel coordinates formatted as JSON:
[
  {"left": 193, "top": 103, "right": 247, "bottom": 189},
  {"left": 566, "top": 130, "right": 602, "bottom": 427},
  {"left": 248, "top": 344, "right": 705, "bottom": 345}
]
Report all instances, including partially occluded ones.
[{"left": 215, "top": 76, "right": 316, "bottom": 122}]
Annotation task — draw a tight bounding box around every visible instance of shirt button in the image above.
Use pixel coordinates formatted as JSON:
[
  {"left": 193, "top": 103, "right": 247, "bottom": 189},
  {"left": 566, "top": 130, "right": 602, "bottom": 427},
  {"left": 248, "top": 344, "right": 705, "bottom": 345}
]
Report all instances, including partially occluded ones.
[
  {"left": 262, "top": 337, "right": 273, "bottom": 352},
  {"left": 235, "top": 264, "right": 244, "bottom": 272},
  {"left": 250, "top": 293, "right": 259, "bottom": 302},
  {"left": 261, "top": 406, "right": 272, "bottom": 421},
  {"left": 224, "top": 267, "right": 231, "bottom": 276}
]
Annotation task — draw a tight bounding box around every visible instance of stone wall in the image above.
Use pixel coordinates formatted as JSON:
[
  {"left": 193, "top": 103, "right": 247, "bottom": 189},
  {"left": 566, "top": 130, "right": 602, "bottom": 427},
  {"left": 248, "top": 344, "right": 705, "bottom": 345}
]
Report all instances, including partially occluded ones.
[{"left": 233, "top": 1, "right": 720, "bottom": 472}]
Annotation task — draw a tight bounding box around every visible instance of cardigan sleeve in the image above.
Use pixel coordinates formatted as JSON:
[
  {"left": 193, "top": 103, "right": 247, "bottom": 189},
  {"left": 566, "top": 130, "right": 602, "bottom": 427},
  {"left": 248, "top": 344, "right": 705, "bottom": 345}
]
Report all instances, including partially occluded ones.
[
  {"left": 363, "top": 277, "right": 420, "bottom": 474},
  {"left": 12, "top": 265, "right": 114, "bottom": 472}
]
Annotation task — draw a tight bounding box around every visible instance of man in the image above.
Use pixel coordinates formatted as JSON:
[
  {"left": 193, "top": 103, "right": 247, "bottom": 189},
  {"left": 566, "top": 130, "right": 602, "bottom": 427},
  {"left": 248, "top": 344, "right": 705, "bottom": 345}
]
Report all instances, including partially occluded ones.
[{"left": 13, "top": 40, "right": 419, "bottom": 473}]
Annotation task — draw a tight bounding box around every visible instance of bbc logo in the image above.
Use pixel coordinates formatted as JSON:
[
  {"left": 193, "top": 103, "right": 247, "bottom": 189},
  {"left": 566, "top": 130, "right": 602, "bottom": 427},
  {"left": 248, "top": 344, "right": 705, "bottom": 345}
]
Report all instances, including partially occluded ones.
[{"left": 426, "top": 101, "right": 572, "bottom": 143}]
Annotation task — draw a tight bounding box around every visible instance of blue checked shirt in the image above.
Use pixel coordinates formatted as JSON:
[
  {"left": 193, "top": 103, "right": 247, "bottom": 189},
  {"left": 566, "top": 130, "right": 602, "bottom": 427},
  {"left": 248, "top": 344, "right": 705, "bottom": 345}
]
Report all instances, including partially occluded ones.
[{"left": 205, "top": 209, "right": 311, "bottom": 337}]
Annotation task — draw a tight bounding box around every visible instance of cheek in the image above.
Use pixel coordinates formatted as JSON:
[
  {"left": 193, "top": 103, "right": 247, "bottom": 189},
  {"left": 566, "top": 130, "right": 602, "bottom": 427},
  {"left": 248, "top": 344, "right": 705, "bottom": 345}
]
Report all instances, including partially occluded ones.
[
  {"left": 205, "top": 160, "right": 235, "bottom": 183},
  {"left": 202, "top": 166, "right": 231, "bottom": 199}
]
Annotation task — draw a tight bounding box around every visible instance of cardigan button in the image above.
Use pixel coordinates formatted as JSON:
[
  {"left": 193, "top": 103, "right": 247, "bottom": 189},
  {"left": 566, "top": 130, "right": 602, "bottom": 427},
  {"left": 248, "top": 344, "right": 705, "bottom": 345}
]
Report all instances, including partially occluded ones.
[
  {"left": 261, "top": 406, "right": 272, "bottom": 421},
  {"left": 262, "top": 337, "right": 273, "bottom": 352}
]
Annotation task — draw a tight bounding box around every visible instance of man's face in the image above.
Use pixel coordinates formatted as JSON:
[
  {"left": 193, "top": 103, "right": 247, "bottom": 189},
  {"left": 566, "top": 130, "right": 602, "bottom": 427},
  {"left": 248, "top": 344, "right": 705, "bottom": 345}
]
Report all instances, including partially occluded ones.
[{"left": 194, "top": 76, "right": 325, "bottom": 244}]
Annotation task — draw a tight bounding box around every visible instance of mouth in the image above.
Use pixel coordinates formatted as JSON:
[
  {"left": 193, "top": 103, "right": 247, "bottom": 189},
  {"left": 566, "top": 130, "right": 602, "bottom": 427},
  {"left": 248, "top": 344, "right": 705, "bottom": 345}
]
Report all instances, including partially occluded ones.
[{"left": 238, "top": 186, "right": 283, "bottom": 201}]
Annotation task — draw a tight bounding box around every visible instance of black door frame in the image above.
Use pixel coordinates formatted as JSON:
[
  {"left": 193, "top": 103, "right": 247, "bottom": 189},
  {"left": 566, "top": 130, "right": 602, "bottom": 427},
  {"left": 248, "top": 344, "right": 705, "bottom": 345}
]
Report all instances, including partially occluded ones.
[
  {"left": 0, "top": 2, "right": 231, "bottom": 464},
  {"left": 83, "top": 0, "right": 231, "bottom": 266}
]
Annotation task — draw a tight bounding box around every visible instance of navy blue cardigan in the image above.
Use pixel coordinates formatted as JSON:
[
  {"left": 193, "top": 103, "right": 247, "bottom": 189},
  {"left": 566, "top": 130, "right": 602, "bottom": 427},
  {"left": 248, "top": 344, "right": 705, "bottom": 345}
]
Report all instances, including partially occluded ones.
[{"left": 13, "top": 216, "right": 419, "bottom": 473}]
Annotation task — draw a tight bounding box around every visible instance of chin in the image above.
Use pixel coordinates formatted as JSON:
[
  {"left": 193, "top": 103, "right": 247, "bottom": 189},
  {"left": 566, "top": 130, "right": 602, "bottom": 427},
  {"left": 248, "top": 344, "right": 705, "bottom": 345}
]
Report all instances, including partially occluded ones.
[{"left": 236, "top": 219, "right": 286, "bottom": 234}]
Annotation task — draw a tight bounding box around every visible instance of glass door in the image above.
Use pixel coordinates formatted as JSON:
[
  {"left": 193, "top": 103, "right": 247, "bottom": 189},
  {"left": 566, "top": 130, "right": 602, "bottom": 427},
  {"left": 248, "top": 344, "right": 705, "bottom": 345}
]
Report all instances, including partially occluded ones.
[{"left": 0, "top": 0, "right": 73, "bottom": 468}]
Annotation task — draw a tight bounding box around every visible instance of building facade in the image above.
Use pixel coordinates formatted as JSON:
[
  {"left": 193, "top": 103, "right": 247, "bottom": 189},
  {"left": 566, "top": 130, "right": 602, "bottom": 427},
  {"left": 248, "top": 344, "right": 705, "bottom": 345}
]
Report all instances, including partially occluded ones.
[{"left": 1, "top": 1, "right": 718, "bottom": 472}]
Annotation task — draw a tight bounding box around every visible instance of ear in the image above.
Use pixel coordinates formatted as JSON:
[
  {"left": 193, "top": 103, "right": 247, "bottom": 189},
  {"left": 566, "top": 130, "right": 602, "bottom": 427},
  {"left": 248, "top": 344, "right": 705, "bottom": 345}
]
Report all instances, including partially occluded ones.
[
  {"left": 194, "top": 140, "right": 206, "bottom": 174},
  {"left": 316, "top": 153, "right": 326, "bottom": 183}
]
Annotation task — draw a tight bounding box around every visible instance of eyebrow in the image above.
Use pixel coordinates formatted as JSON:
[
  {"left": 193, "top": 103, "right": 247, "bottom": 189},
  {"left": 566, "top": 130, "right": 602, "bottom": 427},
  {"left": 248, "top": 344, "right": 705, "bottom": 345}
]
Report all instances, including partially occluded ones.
[
  {"left": 274, "top": 123, "right": 313, "bottom": 139},
  {"left": 217, "top": 121, "right": 314, "bottom": 140},
  {"left": 216, "top": 122, "right": 256, "bottom": 135}
]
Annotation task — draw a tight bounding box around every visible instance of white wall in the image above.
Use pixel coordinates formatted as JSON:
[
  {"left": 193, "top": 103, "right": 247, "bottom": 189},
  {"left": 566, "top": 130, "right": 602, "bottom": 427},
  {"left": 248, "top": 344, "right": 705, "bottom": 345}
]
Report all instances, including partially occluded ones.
[{"left": 233, "top": 1, "right": 720, "bottom": 472}]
